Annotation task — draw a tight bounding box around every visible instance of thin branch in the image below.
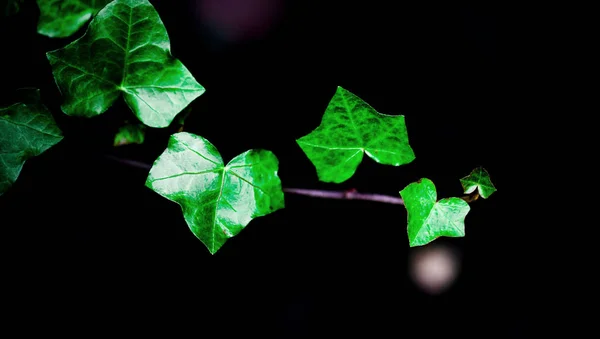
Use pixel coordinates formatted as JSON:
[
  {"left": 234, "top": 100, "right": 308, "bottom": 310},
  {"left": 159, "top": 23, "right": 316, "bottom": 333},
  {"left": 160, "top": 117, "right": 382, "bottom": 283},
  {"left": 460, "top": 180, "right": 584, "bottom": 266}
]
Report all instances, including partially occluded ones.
[
  {"left": 105, "top": 155, "right": 476, "bottom": 205},
  {"left": 283, "top": 187, "right": 404, "bottom": 205},
  {"left": 105, "top": 155, "right": 151, "bottom": 170}
]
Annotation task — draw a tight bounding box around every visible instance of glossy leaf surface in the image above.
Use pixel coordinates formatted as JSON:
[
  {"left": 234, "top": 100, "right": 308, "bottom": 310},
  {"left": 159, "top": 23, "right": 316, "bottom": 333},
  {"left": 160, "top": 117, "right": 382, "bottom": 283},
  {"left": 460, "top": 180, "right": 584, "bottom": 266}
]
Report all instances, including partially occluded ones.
[
  {"left": 400, "top": 178, "right": 470, "bottom": 247},
  {"left": 297, "top": 86, "right": 415, "bottom": 183},
  {"left": 146, "top": 132, "right": 285, "bottom": 254},
  {"left": 0, "top": 89, "right": 63, "bottom": 195},
  {"left": 460, "top": 167, "right": 496, "bottom": 199},
  {"left": 37, "top": 0, "right": 111, "bottom": 38},
  {"left": 114, "top": 122, "right": 145, "bottom": 146},
  {"left": 47, "top": 0, "right": 205, "bottom": 128}
]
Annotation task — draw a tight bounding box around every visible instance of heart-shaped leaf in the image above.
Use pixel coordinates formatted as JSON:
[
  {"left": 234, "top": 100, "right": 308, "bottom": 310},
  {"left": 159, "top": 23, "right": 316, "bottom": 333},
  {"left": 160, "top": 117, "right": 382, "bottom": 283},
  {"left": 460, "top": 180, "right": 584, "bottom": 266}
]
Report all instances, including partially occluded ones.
[
  {"left": 37, "top": 0, "right": 111, "bottom": 38},
  {"left": 46, "top": 0, "right": 205, "bottom": 128},
  {"left": 460, "top": 167, "right": 496, "bottom": 199},
  {"left": 145, "top": 132, "right": 285, "bottom": 254},
  {"left": 297, "top": 86, "right": 415, "bottom": 183},
  {"left": 0, "top": 89, "right": 63, "bottom": 195},
  {"left": 400, "top": 178, "right": 470, "bottom": 247}
]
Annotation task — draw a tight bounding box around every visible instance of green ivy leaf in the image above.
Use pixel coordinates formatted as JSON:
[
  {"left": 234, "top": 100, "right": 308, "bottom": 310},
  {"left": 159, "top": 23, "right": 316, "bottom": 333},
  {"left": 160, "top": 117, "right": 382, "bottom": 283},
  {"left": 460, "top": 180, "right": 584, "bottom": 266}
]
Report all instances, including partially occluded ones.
[
  {"left": 296, "top": 86, "right": 415, "bottom": 183},
  {"left": 460, "top": 167, "right": 496, "bottom": 199},
  {"left": 400, "top": 178, "right": 470, "bottom": 247},
  {"left": 113, "top": 122, "right": 145, "bottom": 146},
  {"left": 36, "top": 0, "right": 111, "bottom": 38},
  {"left": 145, "top": 132, "right": 285, "bottom": 254},
  {"left": 46, "top": 0, "right": 205, "bottom": 128},
  {"left": 0, "top": 89, "right": 63, "bottom": 195}
]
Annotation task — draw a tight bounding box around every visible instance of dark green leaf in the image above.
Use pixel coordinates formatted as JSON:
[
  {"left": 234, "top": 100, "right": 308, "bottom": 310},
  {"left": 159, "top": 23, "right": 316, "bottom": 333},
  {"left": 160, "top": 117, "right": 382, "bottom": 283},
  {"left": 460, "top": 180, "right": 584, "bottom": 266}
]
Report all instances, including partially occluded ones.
[
  {"left": 400, "top": 178, "right": 470, "bottom": 247},
  {"left": 460, "top": 167, "right": 496, "bottom": 199},
  {"left": 145, "top": 132, "right": 285, "bottom": 254},
  {"left": 46, "top": 0, "right": 205, "bottom": 128},
  {"left": 113, "top": 122, "right": 145, "bottom": 146},
  {"left": 37, "top": 0, "right": 111, "bottom": 38},
  {"left": 297, "top": 86, "right": 415, "bottom": 183},
  {"left": 0, "top": 89, "right": 63, "bottom": 195}
]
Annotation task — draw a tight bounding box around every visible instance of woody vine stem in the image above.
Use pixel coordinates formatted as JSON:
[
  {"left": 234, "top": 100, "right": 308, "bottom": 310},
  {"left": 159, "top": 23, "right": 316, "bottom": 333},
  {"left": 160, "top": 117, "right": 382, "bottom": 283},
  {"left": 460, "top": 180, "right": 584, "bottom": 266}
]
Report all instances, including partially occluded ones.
[{"left": 106, "top": 155, "right": 479, "bottom": 205}]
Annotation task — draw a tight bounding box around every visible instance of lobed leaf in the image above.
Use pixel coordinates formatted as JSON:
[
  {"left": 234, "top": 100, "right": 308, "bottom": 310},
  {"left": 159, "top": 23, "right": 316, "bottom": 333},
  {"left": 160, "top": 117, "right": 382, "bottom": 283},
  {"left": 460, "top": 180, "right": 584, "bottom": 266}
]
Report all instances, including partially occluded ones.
[
  {"left": 0, "top": 89, "right": 63, "bottom": 195},
  {"left": 46, "top": 0, "right": 205, "bottom": 128},
  {"left": 297, "top": 86, "right": 415, "bottom": 183},
  {"left": 145, "top": 132, "right": 285, "bottom": 254},
  {"left": 460, "top": 167, "right": 496, "bottom": 199},
  {"left": 400, "top": 178, "right": 470, "bottom": 247}
]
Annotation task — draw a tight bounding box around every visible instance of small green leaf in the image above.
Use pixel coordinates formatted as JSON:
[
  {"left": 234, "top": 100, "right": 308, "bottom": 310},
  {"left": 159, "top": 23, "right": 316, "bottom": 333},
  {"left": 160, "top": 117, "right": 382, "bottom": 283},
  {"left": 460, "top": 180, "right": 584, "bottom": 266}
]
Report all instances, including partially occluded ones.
[
  {"left": 400, "top": 178, "right": 470, "bottom": 247},
  {"left": 145, "top": 132, "right": 285, "bottom": 254},
  {"left": 297, "top": 86, "right": 415, "bottom": 183},
  {"left": 0, "top": 89, "right": 63, "bottom": 195},
  {"left": 460, "top": 167, "right": 496, "bottom": 199},
  {"left": 46, "top": 0, "right": 205, "bottom": 128},
  {"left": 113, "top": 122, "right": 145, "bottom": 146},
  {"left": 36, "top": 0, "right": 111, "bottom": 38}
]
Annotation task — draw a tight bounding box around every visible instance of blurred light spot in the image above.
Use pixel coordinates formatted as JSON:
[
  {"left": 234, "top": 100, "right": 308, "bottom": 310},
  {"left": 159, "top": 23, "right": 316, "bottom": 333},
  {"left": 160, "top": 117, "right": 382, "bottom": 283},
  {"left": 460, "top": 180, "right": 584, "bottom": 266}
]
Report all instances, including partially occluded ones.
[
  {"left": 196, "top": 0, "right": 283, "bottom": 44},
  {"left": 409, "top": 243, "right": 461, "bottom": 295}
]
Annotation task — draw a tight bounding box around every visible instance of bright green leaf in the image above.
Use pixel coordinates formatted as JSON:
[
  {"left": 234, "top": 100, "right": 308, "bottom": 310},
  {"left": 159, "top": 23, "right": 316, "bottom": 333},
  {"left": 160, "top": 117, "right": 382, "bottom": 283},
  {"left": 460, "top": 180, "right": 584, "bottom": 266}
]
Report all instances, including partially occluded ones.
[
  {"left": 0, "top": 89, "right": 63, "bottom": 195},
  {"left": 296, "top": 86, "right": 415, "bottom": 183},
  {"left": 36, "top": 0, "right": 111, "bottom": 38},
  {"left": 113, "top": 122, "right": 145, "bottom": 146},
  {"left": 460, "top": 167, "right": 496, "bottom": 199},
  {"left": 145, "top": 132, "right": 285, "bottom": 254},
  {"left": 46, "top": 0, "right": 205, "bottom": 128},
  {"left": 400, "top": 178, "right": 470, "bottom": 247}
]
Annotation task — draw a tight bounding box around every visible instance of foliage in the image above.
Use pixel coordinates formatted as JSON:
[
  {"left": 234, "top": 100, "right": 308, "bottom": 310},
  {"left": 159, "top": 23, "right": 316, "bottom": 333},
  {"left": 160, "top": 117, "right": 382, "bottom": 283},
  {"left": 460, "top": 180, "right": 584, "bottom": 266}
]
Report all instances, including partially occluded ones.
[
  {"left": 297, "top": 86, "right": 415, "bottom": 183},
  {"left": 400, "top": 178, "right": 470, "bottom": 247},
  {"left": 145, "top": 132, "right": 285, "bottom": 254},
  {"left": 37, "top": 0, "right": 112, "bottom": 38},
  {"left": 460, "top": 166, "right": 497, "bottom": 199},
  {"left": 0, "top": 0, "right": 497, "bottom": 254},
  {"left": 46, "top": 0, "right": 205, "bottom": 128},
  {"left": 114, "top": 122, "right": 145, "bottom": 146},
  {"left": 0, "top": 89, "right": 63, "bottom": 195}
]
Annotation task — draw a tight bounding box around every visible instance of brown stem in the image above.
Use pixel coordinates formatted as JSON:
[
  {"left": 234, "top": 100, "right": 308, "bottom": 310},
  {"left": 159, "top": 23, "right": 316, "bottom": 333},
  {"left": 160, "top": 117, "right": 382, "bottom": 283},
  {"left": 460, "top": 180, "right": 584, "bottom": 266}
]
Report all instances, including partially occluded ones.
[
  {"left": 283, "top": 187, "right": 404, "bottom": 205},
  {"left": 106, "top": 155, "right": 477, "bottom": 205}
]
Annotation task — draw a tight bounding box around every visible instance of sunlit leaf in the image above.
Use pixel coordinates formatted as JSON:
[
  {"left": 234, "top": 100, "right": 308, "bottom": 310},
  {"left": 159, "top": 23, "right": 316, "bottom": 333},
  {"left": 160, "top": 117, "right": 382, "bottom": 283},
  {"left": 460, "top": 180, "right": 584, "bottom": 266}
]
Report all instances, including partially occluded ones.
[
  {"left": 400, "top": 178, "right": 470, "bottom": 247},
  {"left": 113, "top": 121, "right": 145, "bottom": 146},
  {"left": 0, "top": 89, "right": 63, "bottom": 195},
  {"left": 36, "top": 0, "right": 111, "bottom": 38},
  {"left": 46, "top": 0, "right": 205, "bottom": 128},
  {"left": 297, "top": 86, "right": 415, "bottom": 183},
  {"left": 460, "top": 167, "right": 496, "bottom": 199},
  {"left": 145, "top": 132, "right": 285, "bottom": 254}
]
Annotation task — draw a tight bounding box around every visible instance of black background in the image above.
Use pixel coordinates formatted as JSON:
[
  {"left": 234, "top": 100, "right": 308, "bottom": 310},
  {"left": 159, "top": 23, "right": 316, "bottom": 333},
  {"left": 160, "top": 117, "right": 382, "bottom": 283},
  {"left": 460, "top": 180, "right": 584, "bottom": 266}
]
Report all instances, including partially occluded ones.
[{"left": 1, "top": 1, "right": 528, "bottom": 337}]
